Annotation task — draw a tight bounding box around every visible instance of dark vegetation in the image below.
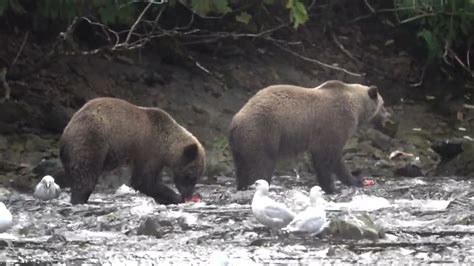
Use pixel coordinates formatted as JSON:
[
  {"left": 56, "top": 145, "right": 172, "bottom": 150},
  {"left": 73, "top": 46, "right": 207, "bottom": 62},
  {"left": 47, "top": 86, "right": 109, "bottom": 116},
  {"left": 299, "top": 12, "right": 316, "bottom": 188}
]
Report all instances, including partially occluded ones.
[{"left": 0, "top": 0, "right": 473, "bottom": 100}]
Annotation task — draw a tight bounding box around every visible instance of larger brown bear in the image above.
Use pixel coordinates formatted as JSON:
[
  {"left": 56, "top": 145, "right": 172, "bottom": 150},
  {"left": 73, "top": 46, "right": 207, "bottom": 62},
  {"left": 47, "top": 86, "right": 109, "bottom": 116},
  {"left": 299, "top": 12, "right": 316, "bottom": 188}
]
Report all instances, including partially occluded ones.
[
  {"left": 60, "top": 97, "right": 206, "bottom": 205},
  {"left": 229, "top": 80, "right": 390, "bottom": 194}
]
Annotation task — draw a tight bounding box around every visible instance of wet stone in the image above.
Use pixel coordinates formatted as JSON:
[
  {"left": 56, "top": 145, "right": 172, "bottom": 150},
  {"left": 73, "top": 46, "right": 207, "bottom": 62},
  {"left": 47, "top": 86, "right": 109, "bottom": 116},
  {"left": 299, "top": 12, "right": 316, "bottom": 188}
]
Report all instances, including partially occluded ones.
[
  {"left": 434, "top": 140, "right": 474, "bottom": 176},
  {"left": 394, "top": 163, "right": 424, "bottom": 177},
  {"left": 431, "top": 138, "right": 464, "bottom": 161},
  {"left": 328, "top": 213, "right": 385, "bottom": 240},
  {"left": 447, "top": 214, "right": 472, "bottom": 226},
  {"left": 364, "top": 128, "right": 393, "bottom": 151},
  {"left": 137, "top": 216, "right": 174, "bottom": 238},
  {"left": 375, "top": 118, "right": 399, "bottom": 138},
  {"left": 0, "top": 187, "right": 11, "bottom": 199}
]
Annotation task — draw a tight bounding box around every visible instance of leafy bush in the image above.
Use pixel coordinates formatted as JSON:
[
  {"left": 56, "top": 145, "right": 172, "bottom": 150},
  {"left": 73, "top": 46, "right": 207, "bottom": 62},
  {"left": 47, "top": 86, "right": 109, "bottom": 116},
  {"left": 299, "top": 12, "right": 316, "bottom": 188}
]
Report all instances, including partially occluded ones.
[
  {"left": 0, "top": 0, "right": 309, "bottom": 28},
  {"left": 0, "top": 0, "right": 136, "bottom": 25},
  {"left": 394, "top": 0, "right": 474, "bottom": 65}
]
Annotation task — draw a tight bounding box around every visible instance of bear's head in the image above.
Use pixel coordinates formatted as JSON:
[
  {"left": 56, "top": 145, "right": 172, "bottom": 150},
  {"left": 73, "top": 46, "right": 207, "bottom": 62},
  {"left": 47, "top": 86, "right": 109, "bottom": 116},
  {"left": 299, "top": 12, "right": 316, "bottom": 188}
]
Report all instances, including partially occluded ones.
[
  {"left": 357, "top": 85, "right": 391, "bottom": 126},
  {"left": 367, "top": 85, "right": 392, "bottom": 126},
  {"left": 173, "top": 143, "right": 206, "bottom": 200}
]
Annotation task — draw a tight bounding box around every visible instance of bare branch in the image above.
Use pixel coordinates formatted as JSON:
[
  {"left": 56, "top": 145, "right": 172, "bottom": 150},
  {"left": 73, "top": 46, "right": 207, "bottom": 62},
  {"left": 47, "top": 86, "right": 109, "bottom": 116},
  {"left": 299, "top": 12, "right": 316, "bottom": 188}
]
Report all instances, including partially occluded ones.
[
  {"left": 398, "top": 13, "right": 435, "bottom": 24},
  {"left": 331, "top": 31, "right": 362, "bottom": 68},
  {"left": 1, "top": 67, "right": 11, "bottom": 100},
  {"left": 448, "top": 48, "right": 474, "bottom": 77},
  {"left": 410, "top": 64, "right": 427, "bottom": 87},
  {"left": 123, "top": 1, "right": 154, "bottom": 46},
  {"left": 12, "top": 31, "right": 29, "bottom": 66},
  {"left": 273, "top": 42, "right": 365, "bottom": 77},
  {"left": 467, "top": 46, "right": 471, "bottom": 70},
  {"left": 364, "top": 0, "right": 376, "bottom": 13}
]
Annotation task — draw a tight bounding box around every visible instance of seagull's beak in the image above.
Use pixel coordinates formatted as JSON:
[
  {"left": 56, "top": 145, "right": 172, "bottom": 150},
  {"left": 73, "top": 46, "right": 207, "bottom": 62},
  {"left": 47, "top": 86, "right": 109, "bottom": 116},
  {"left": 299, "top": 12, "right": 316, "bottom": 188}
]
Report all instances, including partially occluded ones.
[
  {"left": 46, "top": 182, "right": 51, "bottom": 188},
  {"left": 249, "top": 184, "right": 256, "bottom": 190}
]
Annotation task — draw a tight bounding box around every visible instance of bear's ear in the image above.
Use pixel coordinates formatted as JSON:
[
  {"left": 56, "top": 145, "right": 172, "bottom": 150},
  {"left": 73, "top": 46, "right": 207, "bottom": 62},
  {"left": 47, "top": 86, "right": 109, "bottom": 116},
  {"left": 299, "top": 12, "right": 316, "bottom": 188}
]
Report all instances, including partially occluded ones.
[
  {"left": 368, "top": 86, "right": 378, "bottom": 100},
  {"left": 183, "top": 143, "right": 199, "bottom": 162}
]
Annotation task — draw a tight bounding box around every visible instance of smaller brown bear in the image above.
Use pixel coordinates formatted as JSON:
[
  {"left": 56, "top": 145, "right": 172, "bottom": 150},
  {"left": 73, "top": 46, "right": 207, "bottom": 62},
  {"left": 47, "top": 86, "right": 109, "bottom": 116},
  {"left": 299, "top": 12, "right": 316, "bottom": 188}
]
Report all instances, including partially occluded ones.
[
  {"left": 60, "top": 97, "right": 206, "bottom": 205},
  {"left": 229, "top": 80, "right": 391, "bottom": 194}
]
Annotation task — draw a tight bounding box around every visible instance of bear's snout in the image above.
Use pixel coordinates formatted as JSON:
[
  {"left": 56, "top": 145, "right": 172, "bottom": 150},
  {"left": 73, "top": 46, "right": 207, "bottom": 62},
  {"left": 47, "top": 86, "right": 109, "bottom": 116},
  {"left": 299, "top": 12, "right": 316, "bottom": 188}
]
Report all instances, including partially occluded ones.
[{"left": 176, "top": 183, "right": 195, "bottom": 199}]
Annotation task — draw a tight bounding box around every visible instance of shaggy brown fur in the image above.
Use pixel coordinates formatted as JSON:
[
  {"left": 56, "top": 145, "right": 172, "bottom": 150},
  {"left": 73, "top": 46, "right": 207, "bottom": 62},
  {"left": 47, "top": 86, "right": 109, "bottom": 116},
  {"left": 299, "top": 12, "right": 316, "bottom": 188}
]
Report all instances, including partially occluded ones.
[
  {"left": 229, "top": 80, "right": 390, "bottom": 193},
  {"left": 60, "top": 97, "right": 206, "bottom": 205}
]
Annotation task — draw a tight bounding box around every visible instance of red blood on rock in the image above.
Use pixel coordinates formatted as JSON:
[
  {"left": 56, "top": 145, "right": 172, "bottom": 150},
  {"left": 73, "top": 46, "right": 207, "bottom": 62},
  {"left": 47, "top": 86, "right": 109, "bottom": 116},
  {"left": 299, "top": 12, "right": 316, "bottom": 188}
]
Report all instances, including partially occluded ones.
[
  {"left": 362, "top": 178, "right": 376, "bottom": 187},
  {"left": 184, "top": 194, "right": 201, "bottom": 202}
]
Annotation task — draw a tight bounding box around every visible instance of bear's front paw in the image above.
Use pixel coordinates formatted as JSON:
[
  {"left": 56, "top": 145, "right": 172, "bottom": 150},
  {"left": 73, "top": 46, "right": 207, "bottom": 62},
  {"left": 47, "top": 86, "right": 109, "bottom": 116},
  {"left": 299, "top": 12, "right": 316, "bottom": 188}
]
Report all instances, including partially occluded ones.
[
  {"left": 320, "top": 185, "right": 338, "bottom": 194},
  {"left": 154, "top": 194, "right": 183, "bottom": 205}
]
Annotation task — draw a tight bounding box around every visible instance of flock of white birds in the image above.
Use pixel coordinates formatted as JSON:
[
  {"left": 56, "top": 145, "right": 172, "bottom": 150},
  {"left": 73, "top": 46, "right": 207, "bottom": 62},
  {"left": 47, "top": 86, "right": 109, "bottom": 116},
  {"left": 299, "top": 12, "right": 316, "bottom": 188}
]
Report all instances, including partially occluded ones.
[
  {"left": 251, "top": 179, "right": 328, "bottom": 235},
  {"left": 1, "top": 176, "right": 327, "bottom": 240},
  {"left": 0, "top": 175, "right": 61, "bottom": 233}
]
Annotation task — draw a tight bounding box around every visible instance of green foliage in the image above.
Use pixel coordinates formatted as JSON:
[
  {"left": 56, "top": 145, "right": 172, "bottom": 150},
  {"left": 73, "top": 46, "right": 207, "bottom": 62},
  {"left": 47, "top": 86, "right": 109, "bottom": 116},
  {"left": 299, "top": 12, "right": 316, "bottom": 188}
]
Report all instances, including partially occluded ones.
[
  {"left": 0, "top": 0, "right": 136, "bottom": 25},
  {"left": 0, "top": 0, "right": 312, "bottom": 29},
  {"left": 395, "top": 0, "right": 474, "bottom": 62},
  {"left": 211, "top": 135, "right": 228, "bottom": 151},
  {"left": 0, "top": 0, "right": 25, "bottom": 14},
  {"left": 188, "top": 0, "right": 231, "bottom": 16},
  {"left": 286, "top": 0, "right": 308, "bottom": 28},
  {"left": 235, "top": 12, "right": 252, "bottom": 24},
  {"left": 417, "top": 29, "right": 442, "bottom": 60}
]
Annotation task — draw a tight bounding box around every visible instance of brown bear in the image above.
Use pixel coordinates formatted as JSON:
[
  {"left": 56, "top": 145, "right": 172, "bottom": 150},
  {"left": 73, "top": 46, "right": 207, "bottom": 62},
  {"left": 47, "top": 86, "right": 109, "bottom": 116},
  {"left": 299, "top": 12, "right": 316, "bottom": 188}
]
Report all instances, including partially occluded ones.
[
  {"left": 59, "top": 97, "right": 206, "bottom": 205},
  {"left": 229, "top": 80, "right": 390, "bottom": 194}
]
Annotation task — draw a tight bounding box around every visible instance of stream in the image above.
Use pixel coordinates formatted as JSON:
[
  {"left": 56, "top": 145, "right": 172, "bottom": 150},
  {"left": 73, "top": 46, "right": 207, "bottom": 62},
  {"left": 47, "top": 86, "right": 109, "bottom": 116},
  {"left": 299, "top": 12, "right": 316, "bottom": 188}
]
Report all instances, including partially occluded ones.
[{"left": 0, "top": 175, "right": 473, "bottom": 265}]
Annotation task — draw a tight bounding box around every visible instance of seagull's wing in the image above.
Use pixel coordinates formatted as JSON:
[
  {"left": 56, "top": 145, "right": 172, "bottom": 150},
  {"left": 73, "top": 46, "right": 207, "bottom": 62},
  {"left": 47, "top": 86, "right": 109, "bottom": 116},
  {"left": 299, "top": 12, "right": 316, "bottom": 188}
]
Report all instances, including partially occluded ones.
[
  {"left": 301, "top": 214, "right": 327, "bottom": 233},
  {"left": 286, "top": 208, "right": 327, "bottom": 233},
  {"left": 33, "top": 183, "right": 43, "bottom": 198},
  {"left": 262, "top": 202, "right": 295, "bottom": 222},
  {"left": 54, "top": 184, "right": 61, "bottom": 198}
]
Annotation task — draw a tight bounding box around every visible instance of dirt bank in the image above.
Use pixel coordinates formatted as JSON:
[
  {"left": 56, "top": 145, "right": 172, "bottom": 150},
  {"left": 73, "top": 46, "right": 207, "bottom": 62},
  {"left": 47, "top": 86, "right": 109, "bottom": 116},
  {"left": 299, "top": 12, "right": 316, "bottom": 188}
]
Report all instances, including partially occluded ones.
[{"left": 0, "top": 21, "right": 472, "bottom": 191}]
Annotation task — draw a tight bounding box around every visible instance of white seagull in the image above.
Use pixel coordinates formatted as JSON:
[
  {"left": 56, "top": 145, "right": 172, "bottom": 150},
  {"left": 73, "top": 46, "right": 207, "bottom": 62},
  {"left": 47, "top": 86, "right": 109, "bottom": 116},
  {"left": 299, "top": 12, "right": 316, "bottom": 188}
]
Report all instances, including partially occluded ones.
[
  {"left": 283, "top": 186, "right": 329, "bottom": 235},
  {"left": 34, "top": 175, "right": 61, "bottom": 201},
  {"left": 251, "top": 179, "right": 295, "bottom": 229},
  {"left": 0, "top": 202, "right": 13, "bottom": 232}
]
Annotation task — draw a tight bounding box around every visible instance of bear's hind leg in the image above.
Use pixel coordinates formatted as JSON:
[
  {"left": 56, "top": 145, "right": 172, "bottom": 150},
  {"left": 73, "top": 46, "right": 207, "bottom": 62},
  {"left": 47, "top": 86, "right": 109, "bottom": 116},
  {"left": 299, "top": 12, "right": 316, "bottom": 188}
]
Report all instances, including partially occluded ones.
[
  {"left": 234, "top": 152, "right": 275, "bottom": 190},
  {"left": 60, "top": 137, "right": 107, "bottom": 204},
  {"left": 333, "top": 158, "right": 363, "bottom": 187},
  {"left": 69, "top": 167, "right": 102, "bottom": 204},
  {"left": 311, "top": 153, "right": 337, "bottom": 194}
]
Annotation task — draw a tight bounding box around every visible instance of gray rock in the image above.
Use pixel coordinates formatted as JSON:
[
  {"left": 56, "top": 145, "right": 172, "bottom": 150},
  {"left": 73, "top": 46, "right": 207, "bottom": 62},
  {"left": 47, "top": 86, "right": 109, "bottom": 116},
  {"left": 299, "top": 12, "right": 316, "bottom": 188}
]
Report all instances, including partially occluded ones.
[
  {"left": 435, "top": 140, "right": 474, "bottom": 177},
  {"left": 431, "top": 138, "right": 464, "bottom": 161},
  {"left": 394, "top": 163, "right": 424, "bottom": 177},
  {"left": 373, "top": 115, "right": 398, "bottom": 138},
  {"left": 328, "top": 213, "right": 385, "bottom": 240},
  {"left": 447, "top": 214, "right": 472, "bottom": 225},
  {"left": 137, "top": 216, "right": 174, "bottom": 238},
  {"left": 0, "top": 187, "right": 11, "bottom": 199},
  {"left": 364, "top": 128, "right": 393, "bottom": 151}
]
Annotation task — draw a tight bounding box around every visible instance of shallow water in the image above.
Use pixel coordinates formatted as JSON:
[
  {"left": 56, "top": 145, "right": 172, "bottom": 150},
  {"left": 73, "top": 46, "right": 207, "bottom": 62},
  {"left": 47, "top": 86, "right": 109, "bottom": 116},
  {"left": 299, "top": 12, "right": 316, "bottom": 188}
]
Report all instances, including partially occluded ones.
[{"left": 0, "top": 175, "right": 473, "bottom": 265}]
